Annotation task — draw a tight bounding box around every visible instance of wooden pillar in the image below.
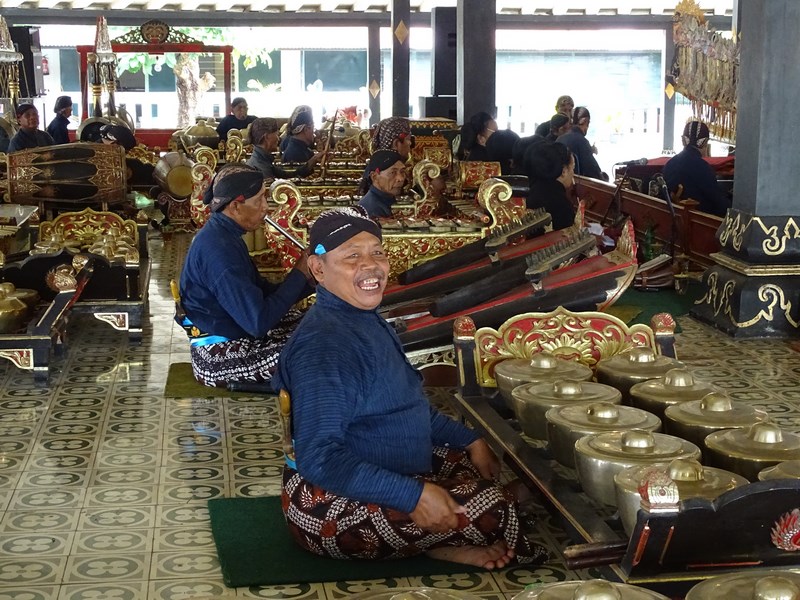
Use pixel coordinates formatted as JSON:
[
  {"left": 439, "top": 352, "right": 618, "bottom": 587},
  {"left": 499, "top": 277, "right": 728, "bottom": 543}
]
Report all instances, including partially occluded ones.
[
  {"left": 457, "top": 0, "right": 496, "bottom": 124},
  {"left": 367, "top": 23, "right": 381, "bottom": 126},
  {"left": 692, "top": 0, "right": 800, "bottom": 338},
  {"left": 391, "top": 0, "right": 410, "bottom": 117},
  {"left": 662, "top": 23, "right": 676, "bottom": 152}
]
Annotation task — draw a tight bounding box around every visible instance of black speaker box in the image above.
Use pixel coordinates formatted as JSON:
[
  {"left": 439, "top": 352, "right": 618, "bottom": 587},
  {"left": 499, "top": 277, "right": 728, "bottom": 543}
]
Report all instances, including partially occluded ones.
[
  {"left": 10, "top": 26, "right": 45, "bottom": 98},
  {"left": 419, "top": 96, "right": 457, "bottom": 121},
  {"left": 431, "top": 7, "right": 456, "bottom": 97}
]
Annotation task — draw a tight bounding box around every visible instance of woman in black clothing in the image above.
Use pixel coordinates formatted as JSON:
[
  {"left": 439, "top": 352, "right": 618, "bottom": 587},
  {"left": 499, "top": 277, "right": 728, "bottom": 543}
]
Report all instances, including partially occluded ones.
[
  {"left": 524, "top": 141, "right": 576, "bottom": 230},
  {"left": 457, "top": 111, "right": 497, "bottom": 161}
]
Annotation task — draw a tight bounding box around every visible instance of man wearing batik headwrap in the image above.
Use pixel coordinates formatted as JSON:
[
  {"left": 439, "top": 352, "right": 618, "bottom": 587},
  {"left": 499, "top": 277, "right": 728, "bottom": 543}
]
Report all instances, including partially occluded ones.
[
  {"left": 274, "top": 206, "right": 547, "bottom": 569},
  {"left": 371, "top": 116, "right": 414, "bottom": 160},
  {"left": 179, "top": 164, "right": 314, "bottom": 388},
  {"left": 247, "top": 117, "right": 323, "bottom": 180},
  {"left": 357, "top": 150, "right": 407, "bottom": 218},
  {"left": 280, "top": 105, "right": 317, "bottom": 163},
  {"left": 663, "top": 120, "right": 729, "bottom": 217}
]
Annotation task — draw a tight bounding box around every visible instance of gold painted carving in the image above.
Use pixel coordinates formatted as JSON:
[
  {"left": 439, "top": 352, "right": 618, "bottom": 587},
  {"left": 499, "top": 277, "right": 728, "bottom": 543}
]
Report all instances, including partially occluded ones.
[
  {"left": 754, "top": 216, "right": 800, "bottom": 256},
  {"left": 0, "top": 348, "right": 33, "bottom": 370},
  {"left": 476, "top": 177, "right": 524, "bottom": 228},
  {"left": 189, "top": 147, "right": 217, "bottom": 228},
  {"left": 94, "top": 312, "right": 130, "bottom": 331},
  {"left": 697, "top": 272, "right": 799, "bottom": 329},
  {"left": 458, "top": 161, "right": 501, "bottom": 191},
  {"left": 127, "top": 146, "right": 158, "bottom": 166},
  {"left": 412, "top": 159, "right": 442, "bottom": 218},
  {"left": 718, "top": 210, "right": 746, "bottom": 251},
  {"left": 39, "top": 207, "right": 138, "bottom": 249},
  {"left": 473, "top": 307, "right": 657, "bottom": 388}
]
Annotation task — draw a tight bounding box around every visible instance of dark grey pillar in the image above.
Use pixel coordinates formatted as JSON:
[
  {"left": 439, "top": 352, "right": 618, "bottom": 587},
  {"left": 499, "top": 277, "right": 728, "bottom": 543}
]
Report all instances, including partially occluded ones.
[
  {"left": 663, "top": 23, "right": 676, "bottom": 152},
  {"left": 692, "top": 0, "right": 800, "bottom": 338},
  {"left": 391, "top": 0, "right": 410, "bottom": 117},
  {"left": 367, "top": 23, "right": 381, "bottom": 126},
  {"left": 456, "top": 0, "right": 496, "bottom": 124}
]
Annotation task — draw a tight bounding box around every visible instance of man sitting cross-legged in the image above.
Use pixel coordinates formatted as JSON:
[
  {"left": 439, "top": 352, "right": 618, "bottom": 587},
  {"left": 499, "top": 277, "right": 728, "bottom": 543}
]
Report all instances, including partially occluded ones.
[{"left": 273, "top": 206, "right": 547, "bottom": 569}]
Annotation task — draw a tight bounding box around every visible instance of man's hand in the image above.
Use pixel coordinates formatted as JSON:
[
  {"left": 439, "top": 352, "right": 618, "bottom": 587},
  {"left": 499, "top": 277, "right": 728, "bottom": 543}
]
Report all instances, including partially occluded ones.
[
  {"left": 409, "top": 482, "right": 465, "bottom": 533},
  {"left": 294, "top": 251, "right": 313, "bottom": 281},
  {"left": 466, "top": 438, "right": 500, "bottom": 480},
  {"left": 308, "top": 151, "right": 326, "bottom": 168}
]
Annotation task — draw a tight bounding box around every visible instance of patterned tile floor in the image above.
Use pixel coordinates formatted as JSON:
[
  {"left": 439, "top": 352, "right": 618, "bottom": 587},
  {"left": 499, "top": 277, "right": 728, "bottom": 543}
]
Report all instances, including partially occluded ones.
[{"left": 0, "top": 230, "right": 798, "bottom": 599}]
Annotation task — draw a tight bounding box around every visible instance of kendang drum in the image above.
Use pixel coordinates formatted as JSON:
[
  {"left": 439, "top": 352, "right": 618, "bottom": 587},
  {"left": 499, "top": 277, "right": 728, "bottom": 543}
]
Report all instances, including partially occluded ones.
[{"left": 7, "top": 142, "right": 127, "bottom": 205}]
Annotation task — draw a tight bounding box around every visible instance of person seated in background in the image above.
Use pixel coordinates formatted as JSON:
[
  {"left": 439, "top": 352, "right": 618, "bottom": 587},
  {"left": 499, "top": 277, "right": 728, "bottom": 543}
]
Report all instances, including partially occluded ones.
[
  {"left": 247, "top": 117, "right": 323, "bottom": 180},
  {"left": 280, "top": 105, "right": 316, "bottom": 163},
  {"left": 534, "top": 95, "right": 574, "bottom": 137},
  {"left": 663, "top": 120, "right": 729, "bottom": 217},
  {"left": 457, "top": 111, "right": 497, "bottom": 161},
  {"left": 47, "top": 96, "right": 73, "bottom": 145},
  {"left": 216, "top": 97, "right": 256, "bottom": 142},
  {"left": 512, "top": 135, "right": 546, "bottom": 174},
  {"left": 485, "top": 128, "right": 521, "bottom": 174},
  {"left": 274, "top": 206, "right": 548, "bottom": 569},
  {"left": 524, "top": 141, "right": 576, "bottom": 230},
  {"left": 557, "top": 107, "right": 607, "bottom": 181},
  {"left": 371, "top": 116, "right": 414, "bottom": 160},
  {"left": 8, "top": 104, "right": 54, "bottom": 153},
  {"left": 357, "top": 150, "right": 407, "bottom": 218},
  {"left": 179, "top": 164, "right": 314, "bottom": 388},
  {"left": 99, "top": 124, "right": 137, "bottom": 153},
  {"left": 545, "top": 114, "right": 572, "bottom": 142}
]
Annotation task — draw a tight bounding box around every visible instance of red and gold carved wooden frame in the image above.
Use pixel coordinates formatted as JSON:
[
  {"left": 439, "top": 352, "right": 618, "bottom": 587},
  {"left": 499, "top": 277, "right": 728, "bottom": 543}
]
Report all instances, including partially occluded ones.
[
  {"left": 458, "top": 160, "right": 501, "bottom": 192},
  {"left": 189, "top": 146, "right": 217, "bottom": 228},
  {"left": 471, "top": 305, "right": 658, "bottom": 388},
  {"left": 383, "top": 230, "right": 484, "bottom": 281},
  {"left": 256, "top": 180, "right": 308, "bottom": 275},
  {"left": 411, "top": 159, "right": 442, "bottom": 218},
  {"left": 476, "top": 177, "right": 525, "bottom": 229},
  {"left": 39, "top": 207, "right": 138, "bottom": 249}
]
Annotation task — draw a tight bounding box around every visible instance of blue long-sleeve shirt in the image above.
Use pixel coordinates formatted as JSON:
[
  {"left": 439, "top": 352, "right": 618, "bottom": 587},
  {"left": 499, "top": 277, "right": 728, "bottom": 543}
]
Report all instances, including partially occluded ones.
[
  {"left": 273, "top": 286, "right": 479, "bottom": 513},
  {"left": 358, "top": 187, "right": 395, "bottom": 218},
  {"left": 281, "top": 136, "right": 314, "bottom": 163},
  {"left": 247, "top": 146, "right": 312, "bottom": 180},
  {"left": 663, "top": 146, "right": 729, "bottom": 217},
  {"left": 8, "top": 129, "right": 54, "bottom": 153},
  {"left": 179, "top": 212, "right": 311, "bottom": 340}
]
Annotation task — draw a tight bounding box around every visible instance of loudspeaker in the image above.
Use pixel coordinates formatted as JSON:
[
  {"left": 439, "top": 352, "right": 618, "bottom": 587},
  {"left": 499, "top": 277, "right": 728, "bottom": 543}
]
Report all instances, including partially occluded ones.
[
  {"left": 419, "top": 96, "right": 457, "bottom": 121},
  {"left": 10, "top": 26, "right": 45, "bottom": 98},
  {"left": 431, "top": 7, "right": 456, "bottom": 97}
]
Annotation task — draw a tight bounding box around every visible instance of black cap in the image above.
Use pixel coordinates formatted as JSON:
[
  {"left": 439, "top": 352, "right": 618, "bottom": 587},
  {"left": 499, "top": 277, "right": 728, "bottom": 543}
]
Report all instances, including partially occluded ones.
[{"left": 309, "top": 206, "right": 382, "bottom": 255}]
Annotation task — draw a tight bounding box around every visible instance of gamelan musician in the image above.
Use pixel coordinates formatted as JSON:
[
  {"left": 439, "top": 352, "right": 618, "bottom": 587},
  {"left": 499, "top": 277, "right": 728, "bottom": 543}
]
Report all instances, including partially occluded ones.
[{"left": 179, "top": 164, "right": 314, "bottom": 388}]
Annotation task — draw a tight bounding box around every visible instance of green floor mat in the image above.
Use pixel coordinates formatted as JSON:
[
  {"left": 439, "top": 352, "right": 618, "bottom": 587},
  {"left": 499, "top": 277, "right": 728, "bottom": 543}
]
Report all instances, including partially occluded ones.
[
  {"left": 164, "top": 362, "right": 268, "bottom": 398},
  {"left": 208, "top": 496, "right": 483, "bottom": 588}
]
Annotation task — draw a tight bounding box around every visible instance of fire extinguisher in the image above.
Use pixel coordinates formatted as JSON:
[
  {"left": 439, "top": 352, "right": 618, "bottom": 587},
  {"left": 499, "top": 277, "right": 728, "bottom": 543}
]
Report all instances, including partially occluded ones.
[{"left": 41, "top": 56, "right": 49, "bottom": 76}]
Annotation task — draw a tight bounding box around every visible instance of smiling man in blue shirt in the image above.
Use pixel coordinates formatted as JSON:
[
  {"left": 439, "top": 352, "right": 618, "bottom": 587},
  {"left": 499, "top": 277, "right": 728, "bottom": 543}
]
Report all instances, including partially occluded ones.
[{"left": 274, "top": 207, "right": 547, "bottom": 569}]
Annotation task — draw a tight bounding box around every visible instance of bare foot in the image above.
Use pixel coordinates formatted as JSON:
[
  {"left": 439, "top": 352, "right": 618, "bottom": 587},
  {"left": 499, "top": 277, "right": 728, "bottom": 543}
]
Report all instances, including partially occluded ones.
[{"left": 427, "top": 541, "right": 515, "bottom": 570}]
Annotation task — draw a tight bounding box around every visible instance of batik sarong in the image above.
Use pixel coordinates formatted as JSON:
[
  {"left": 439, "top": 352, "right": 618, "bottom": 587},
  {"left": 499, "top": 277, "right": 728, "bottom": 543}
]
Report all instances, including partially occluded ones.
[
  {"left": 190, "top": 308, "right": 304, "bottom": 388},
  {"left": 281, "top": 446, "right": 548, "bottom": 563}
]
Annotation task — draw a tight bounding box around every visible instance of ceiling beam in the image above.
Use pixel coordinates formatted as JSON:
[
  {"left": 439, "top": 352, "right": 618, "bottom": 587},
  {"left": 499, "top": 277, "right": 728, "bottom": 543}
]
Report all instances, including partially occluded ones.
[{"left": 0, "top": 6, "right": 731, "bottom": 30}]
